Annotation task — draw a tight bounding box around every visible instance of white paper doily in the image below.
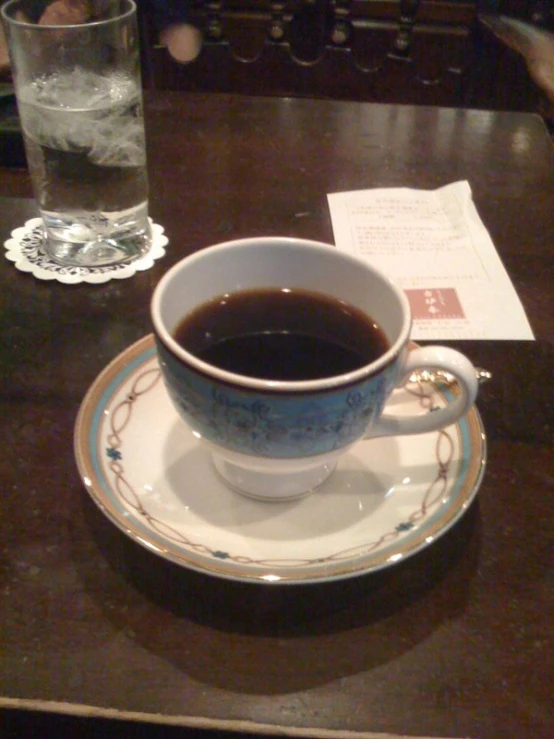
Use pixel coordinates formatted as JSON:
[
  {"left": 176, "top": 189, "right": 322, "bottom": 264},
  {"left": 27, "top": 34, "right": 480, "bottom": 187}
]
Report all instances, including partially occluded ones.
[{"left": 3, "top": 217, "right": 168, "bottom": 285}]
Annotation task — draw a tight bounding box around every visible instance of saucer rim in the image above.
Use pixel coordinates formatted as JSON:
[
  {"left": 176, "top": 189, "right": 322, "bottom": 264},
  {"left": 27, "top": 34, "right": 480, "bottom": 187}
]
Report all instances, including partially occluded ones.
[{"left": 74, "top": 334, "right": 487, "bottom": 585}]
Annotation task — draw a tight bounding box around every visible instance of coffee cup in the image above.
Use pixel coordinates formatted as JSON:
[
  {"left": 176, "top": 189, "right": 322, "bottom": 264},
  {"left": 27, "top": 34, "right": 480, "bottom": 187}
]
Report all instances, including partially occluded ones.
[{"left": 151, "top": 237, "right": 479, "bottom": 501}]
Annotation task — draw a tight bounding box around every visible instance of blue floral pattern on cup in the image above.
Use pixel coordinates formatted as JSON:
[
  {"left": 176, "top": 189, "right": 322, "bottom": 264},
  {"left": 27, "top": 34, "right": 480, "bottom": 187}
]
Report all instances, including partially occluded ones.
[{"left": 156, "top": 339, "right": 398, "bottom": 459}]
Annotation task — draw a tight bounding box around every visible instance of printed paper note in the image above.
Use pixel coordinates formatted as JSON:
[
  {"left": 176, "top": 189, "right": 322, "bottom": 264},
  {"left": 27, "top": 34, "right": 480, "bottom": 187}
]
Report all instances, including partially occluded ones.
[{"left": 327, "top": 181, "right": 534, "bottom": 340}]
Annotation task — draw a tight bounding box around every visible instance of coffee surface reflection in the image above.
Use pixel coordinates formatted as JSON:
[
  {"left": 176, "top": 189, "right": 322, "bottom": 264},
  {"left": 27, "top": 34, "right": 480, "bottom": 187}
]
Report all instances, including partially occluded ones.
[{"left": 172, "top": 287, "right": 390, "bottom": 381}]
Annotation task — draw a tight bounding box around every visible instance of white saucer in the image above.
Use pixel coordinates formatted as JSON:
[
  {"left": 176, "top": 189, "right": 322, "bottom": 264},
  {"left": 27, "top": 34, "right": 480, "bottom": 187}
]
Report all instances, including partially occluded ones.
[{"left": 74, "top": 335, "right": 486, "bottom": 584}]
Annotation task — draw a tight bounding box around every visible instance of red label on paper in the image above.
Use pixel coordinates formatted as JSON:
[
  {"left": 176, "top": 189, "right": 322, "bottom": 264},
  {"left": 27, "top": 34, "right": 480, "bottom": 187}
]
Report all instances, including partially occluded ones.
[{"left": 405, "top": 288, "right": 465, "bottom": 320}]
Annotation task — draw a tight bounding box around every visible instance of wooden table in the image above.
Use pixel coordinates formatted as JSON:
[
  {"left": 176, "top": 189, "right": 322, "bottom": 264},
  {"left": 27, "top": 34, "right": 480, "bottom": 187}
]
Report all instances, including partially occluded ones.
[{"left": 1, "top": 92, "right": 552, "bottom": 739}]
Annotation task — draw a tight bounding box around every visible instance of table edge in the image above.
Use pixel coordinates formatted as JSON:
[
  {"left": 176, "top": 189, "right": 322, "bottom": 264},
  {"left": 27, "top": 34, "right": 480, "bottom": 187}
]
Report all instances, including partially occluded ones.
[{"left": 0, "top": 697, "right": 466, "bottom": 739}]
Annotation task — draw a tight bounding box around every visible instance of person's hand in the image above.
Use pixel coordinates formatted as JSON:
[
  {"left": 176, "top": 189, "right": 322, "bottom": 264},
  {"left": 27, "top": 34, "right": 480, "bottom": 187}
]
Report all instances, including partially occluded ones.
[
  {"left": 481, "top": 14, "right": 554, "bottom": 103},
  {"left": 160, "top": 23, "right": 202, "bottom": 63},
  {"left": 0, "top": 24, "right": 10, "bottom": 76},
  {"left": 39, "top": 0, "right": 90, "bottom": 25}
]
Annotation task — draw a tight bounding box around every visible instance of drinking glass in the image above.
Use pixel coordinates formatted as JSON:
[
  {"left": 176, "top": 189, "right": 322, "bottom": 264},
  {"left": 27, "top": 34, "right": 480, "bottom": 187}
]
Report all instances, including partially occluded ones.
[{"left": 1, "top": 0, "right": 151, "bottom": 267}]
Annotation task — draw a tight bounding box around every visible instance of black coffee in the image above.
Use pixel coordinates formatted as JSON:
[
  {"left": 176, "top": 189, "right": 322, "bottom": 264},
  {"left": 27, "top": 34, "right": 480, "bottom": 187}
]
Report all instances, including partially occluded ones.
[{"left": 173, "top": 288, "right": 389, "bottom": 381}]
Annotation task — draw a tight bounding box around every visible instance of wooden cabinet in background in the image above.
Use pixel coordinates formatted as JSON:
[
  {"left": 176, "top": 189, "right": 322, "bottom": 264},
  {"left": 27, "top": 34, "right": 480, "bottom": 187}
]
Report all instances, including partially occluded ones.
[{"left": 138, "top": 0, "right": 551, "bottom": 118}]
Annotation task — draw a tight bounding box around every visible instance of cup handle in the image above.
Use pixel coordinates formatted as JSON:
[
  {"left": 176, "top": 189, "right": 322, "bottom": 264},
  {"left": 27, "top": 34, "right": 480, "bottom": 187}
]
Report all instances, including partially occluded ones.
[{"left": 366, "top": 346, "right": 479, "bottom": 438}]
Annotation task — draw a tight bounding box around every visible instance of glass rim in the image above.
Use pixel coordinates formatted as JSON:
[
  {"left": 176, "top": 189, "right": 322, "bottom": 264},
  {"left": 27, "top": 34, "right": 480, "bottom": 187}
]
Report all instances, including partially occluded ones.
[{"left": 1, "top": 0, "right": 137, "bottom": 30}]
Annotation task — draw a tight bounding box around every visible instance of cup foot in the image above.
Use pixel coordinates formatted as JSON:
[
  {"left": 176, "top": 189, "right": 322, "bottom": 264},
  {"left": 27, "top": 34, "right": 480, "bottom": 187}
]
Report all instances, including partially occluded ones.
[{"left": 211, "top": 454, "right": 337, "bottom": 502}]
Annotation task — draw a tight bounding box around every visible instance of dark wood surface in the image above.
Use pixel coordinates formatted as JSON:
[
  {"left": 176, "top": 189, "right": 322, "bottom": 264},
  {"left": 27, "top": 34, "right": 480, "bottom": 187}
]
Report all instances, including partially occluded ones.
[{"left": 0, "top": 92, "right": 553, "bottom": 739}]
